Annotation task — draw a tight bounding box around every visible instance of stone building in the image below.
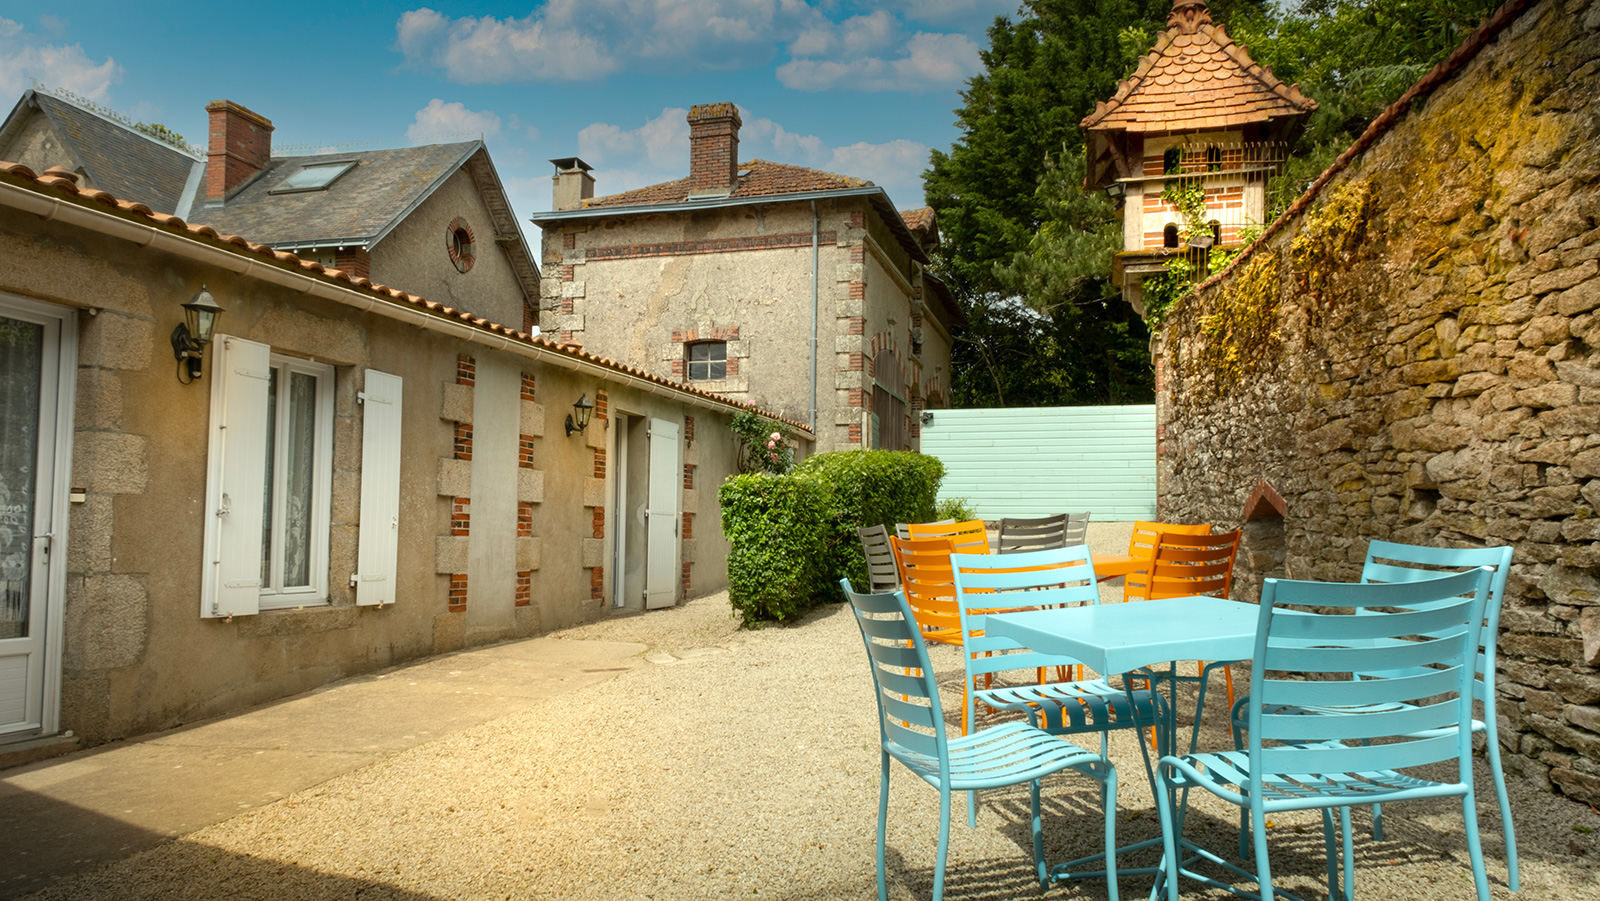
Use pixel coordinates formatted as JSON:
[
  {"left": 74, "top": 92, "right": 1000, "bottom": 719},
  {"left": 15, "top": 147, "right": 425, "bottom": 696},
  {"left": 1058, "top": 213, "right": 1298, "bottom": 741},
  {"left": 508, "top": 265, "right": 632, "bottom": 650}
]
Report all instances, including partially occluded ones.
[
  {"left": 1083, "top": 0, "right": 1316, "bottom": 311},
  {"left": 530, "top": 102, "right": 960, "bottom": 452},
  {"left": 1152, "top": 0, "right": 1600, "bottom": 804},
  {"left": 0, "top": 156, "right": 801, "bottom": 761},
  {"left": 0, "top": 87, "right": 541, "bottom": 331}
]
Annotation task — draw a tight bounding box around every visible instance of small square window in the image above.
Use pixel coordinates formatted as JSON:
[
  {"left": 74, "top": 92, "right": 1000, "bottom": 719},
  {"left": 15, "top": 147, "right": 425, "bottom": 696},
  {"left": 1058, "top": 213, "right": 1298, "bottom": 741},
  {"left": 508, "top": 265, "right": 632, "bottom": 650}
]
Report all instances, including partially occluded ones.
[
  {"left": 271, "top": 160, "right": 357, "bottom": 193},
  {"left": 687, "top": 342, "right": 726, "bottom": 380}
]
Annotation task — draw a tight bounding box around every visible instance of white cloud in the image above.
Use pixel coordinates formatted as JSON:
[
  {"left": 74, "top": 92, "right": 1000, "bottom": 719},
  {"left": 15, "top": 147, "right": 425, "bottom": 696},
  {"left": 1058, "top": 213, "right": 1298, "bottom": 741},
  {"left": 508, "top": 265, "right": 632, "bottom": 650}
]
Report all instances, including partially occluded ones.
[
  {"left": 563, "top": 105, "right": 928, "bottom": 208},
  {"left": 406, "top": 99, "right": 503, "bottom": 143},
  {"left": 777, "top": 21, "right": 980, "bottom": 92},
  {"left": 0, "top": 16, "right": 120, "bottom": 101}
]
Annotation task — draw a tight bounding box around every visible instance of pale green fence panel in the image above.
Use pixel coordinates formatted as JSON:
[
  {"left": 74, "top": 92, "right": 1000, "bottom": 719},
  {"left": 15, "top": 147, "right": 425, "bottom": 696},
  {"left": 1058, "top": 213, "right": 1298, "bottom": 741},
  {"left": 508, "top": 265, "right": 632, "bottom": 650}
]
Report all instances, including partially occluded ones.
[{"left": 920, "top": 405, "right": 1156, "bottom": 521}]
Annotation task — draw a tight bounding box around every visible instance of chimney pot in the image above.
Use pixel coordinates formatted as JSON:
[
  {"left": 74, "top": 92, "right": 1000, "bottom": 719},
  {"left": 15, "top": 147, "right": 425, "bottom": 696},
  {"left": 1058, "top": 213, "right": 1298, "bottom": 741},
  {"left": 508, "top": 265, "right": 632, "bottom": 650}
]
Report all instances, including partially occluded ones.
[
  {"left": 686, "top": 102, "right": 741, "bottom": 196},
  {"left": 205, "top": 100, "right": 274, "bottom": 203},
  {"left": 550, "top": 157, "right": 595, "bottom": 211}
]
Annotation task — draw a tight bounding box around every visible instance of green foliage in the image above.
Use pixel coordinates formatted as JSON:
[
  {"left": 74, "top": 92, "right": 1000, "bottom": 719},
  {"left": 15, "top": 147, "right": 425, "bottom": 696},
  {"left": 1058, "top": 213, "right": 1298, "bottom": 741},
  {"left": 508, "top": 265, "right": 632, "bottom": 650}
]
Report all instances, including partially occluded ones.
[
  {"left": 718, "top": 474, "right": 833, "bottom": 625},
  {"left": 1161, "top": 181, "right": 1212, "bottom": 244},
  {"left": 1140, "top": 257, "right": 1200, "bottom": 328},
  {"left": 729, "top": 408, "right": 795, "bottom": 474},
  {"left": 719, "top": 451, "right": 946, "bottom": 625},
  {"left": 934, "top": 497, "right": 979, "bottom": 522},
  {"left": 1195, "top": 250, "right": 1284, "bottom": 393},
  {"left": 131, "top": 121, "right": 187, "bottom": 148}
]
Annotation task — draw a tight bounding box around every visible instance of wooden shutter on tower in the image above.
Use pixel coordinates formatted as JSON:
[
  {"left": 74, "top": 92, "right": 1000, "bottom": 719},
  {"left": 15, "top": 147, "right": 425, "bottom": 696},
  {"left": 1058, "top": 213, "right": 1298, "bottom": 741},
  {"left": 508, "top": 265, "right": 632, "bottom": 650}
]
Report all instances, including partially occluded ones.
[{"left": 355, "top": 370, "right": 403, "bottom": 606}]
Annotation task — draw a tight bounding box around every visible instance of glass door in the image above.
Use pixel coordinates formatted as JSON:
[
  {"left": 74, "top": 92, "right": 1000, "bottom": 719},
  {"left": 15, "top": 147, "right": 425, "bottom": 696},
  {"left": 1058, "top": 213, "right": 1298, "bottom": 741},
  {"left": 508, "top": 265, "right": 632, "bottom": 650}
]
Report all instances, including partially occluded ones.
[{"left": 0, "top": 297, "right": 69, "bottom": 738}]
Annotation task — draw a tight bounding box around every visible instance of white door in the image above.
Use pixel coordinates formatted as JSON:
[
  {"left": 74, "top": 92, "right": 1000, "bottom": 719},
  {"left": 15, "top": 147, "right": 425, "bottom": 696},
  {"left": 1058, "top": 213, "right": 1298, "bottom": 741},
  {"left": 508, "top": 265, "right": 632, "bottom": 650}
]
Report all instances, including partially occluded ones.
[
  {"left": 644, "top": 418, "right": 680, "bottom": 610},
  {"left": 0, "top": 297, "right": 73, "bottom": 739}
]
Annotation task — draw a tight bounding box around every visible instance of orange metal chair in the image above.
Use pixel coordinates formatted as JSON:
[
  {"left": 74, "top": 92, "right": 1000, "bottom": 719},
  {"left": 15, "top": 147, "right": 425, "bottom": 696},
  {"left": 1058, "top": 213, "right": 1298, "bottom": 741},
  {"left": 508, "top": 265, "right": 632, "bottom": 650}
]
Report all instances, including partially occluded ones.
[
  {"left": 906, "top": 518, "right": 991, "bottom": 556},
  {"left": 889, "top": 534, "right": 964, "bottom": 647},
  {"left": 1145, "top": 528, "right": 1244, "bottom": 714},
  {"left": 1123, "top": 520, "right": 1211, "bottom": 603}
]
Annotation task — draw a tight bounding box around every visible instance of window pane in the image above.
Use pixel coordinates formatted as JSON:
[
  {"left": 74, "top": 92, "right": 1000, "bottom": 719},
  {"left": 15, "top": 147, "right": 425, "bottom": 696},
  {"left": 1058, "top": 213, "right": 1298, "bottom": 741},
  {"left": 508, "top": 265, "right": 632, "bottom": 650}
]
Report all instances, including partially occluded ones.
[
  {"left": 280, "top": 371, "right": 318, "bottom": 588},
  {"left": 260, "top": 369, "right": 278, "bottom": 587},
  {"left": 687, "top": 343, "right": 726, "bottom": 380},
  {"left": 0, "top": 316, "right": 43, "bottom": 639}
]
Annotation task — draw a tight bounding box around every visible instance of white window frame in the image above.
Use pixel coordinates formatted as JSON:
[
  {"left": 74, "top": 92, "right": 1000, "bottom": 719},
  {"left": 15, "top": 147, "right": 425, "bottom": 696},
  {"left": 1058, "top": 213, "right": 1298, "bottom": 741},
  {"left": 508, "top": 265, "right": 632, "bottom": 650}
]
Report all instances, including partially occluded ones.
[
  {"left": 258, "top": 355, "right": 335, "bottom": 610},
  {"left": 686, "top": 341, "right": 727, "bottom": 380}
]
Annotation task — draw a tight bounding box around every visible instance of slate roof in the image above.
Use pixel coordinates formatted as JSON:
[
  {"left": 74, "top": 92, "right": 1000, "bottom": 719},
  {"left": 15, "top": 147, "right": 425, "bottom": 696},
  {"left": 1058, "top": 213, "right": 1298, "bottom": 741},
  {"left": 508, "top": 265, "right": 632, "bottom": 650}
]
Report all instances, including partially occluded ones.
[
  {"left": 0, "top": 90, "right": 200, "bottom": 215},
  {"left": 581, "top": 158, "right": 869, "bottom": 208},
  {"left": 0, "top": 159, "right": 806, "bottom": 432},
  {"left": 194, "top": 142, "right": 481, "bottom": 246},
  {"left": 1082, "top": 0, "right": 1315, "bottom": 134}
]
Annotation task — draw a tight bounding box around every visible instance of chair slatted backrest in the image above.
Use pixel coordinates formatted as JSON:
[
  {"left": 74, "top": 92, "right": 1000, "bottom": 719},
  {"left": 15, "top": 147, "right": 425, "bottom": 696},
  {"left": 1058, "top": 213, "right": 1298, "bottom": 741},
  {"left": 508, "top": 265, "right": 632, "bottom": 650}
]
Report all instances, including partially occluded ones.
[
  {"left": 890, "top": 534, "right": 963, "bottom": 644},
  {"left": 895, "top": 519, "right": 954, "bottom": 541},
  {"left": 1147, "top": 529, "right": 1242, "bottom": 600},
  {"left": 996, "top": 513, "right": 1090, "bottom": 554},
  {"left": 1360, "top": 541, "right": 1513, "bottom": 705},
  {"left": 856, "top": 524, "right": 900, "bottom": 593},
  {"left": 950, "top": 546, "right": 1101, "bottom": 678},
  {"left": 906, "top": 519, "right": 990, "bottom": 556},
  {"left": 841, "top": 580, "right": 949, "bottom": 765},
  {"left": 1124, "top": 520, "right": 1211, "bottom": 602},
  {"left": 1245, "top": 567, "right": 1492, "bottom": 781}
]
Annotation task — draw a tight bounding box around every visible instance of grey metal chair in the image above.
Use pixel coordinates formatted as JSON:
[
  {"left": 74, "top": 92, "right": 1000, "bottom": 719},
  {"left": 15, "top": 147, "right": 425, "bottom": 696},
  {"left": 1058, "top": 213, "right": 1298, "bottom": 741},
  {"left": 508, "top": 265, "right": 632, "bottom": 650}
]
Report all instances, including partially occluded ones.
[
  {"left": 855, "top": 525, "right": 900, "bottom": 593},
  {"left": 997, "top": 513, "right": 1089, "bottom": 554}
]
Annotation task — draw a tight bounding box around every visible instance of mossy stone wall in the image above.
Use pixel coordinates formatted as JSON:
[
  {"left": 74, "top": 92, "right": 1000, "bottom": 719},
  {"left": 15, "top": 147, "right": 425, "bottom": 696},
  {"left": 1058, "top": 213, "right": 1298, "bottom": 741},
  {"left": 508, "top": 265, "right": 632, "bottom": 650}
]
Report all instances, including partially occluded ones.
[{"left": 1157, "top": 0, "right": 1600, "bottom": 803}]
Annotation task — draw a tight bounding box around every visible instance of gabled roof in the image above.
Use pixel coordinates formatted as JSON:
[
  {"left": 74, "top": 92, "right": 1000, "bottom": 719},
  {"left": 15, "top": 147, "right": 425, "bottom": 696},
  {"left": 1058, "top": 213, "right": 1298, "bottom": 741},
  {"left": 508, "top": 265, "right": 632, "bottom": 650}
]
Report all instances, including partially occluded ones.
[
  {"left": 194, "top": 141, "right": 482, "bottom": 247},
  {"left": 1081, "top": 0, "right": 1315, "bottom": 135},
  {"left": 582, "top": 158, "right": 869, "bottom": 208},
  {"left": 533, "top": 158, "right": 929, "bottom": 263},
  {"left": 0, "top": 90, "right": 201, "bottom": 215}
]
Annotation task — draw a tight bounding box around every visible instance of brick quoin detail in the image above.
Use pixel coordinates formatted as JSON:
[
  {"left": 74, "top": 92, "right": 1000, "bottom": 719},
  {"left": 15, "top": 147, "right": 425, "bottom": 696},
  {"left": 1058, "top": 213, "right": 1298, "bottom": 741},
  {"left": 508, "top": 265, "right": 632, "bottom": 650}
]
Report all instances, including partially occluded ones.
[
  {"left": 521, "top": 372, "right": 537, "bottom": 402},
  {"left": 595, "top": 390, "right": 608, "bottom": 421},
  {"left": 848, "top": 424, "right": 862, "bottom": 445},
  {"left": 849, "top": 282, "right": 866, "bottom": 300},
  {"left": 519, "top": 435, "right": 536, "bottom": 468},
  {"left": 850, "top": 247, "right": 865, "bottom": 264},
  {"left": 846, "top": 316, "right": 866, "bottom": 336},
  {"left": 671, "top": 359, "right": 685, "bottom": 379},
  {"left": 453, "top": 423, "right": 473, "bottom": 460},
  {"left": 515, "top": 571, "right": 532, "bottom": 607},
  {"left": 848, "top": 388, "right": 865, "bottom": 408},
  {"left": 562, "top": 232, "right": 576, "bottom": 250},
  {"left": 560, "top": 264, "right": 575, "bottom": 281},
  {"left": 456, "top": 354, "right": 475, "bottom": 386},
  {"left": 681, "top": 562, "right": 692, "bottom": 599},
  {"left": 334, "top": 248, "right": 370, "bottom": 280},
  {"left": 593, "top": 447, "right": 607, "bottom": 478},
  {"left": 561, "top": 298, "right": 574, "bottom": 315},
  {"left": 725, "top": 357, "right": 740, "bottom": 376},
  {"left": 517, "top": 502, "right": 534, "bottom": 538},
  {"left": 586, "top": 232, "right": 837, "bottom": 263},
  {"left": 681, "top": 511, "right": 694, "bottom": 540},
  {"left": 450, "top": 497, "right": 470, "bottom": 536},
  {"left": 590, "top": 565, "right": 604, "bottom": 601},
  {"left": 683, "top": 464, "right": 696, "bottom": 490},
  {"left": 592, "top": 507, "right": 605, "bottom": 540},
  {"left": 848, "top": 211, "right": 865, "bottom": 229},
  {"left": 847, "top": 352, "right": 865, "bottom": 372},
  {"left": 684, "top": 415, "right": 695, "bottom": 443},
  {"left": 448, "top": 574, "right": 468, "bottom": 612}
]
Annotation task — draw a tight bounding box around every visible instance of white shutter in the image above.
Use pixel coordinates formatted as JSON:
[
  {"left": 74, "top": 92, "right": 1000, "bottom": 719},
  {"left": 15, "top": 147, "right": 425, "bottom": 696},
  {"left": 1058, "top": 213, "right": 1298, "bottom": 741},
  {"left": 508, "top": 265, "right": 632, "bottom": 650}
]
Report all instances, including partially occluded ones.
[
  {"left": 355, "top": 369, "right": 403, "bottom": 606},
  {"left": 201, "top": 335, "right": 271, "bottom": 618},
  {"left": 644, "top": 418, "right": 680, "bottom": 609}
]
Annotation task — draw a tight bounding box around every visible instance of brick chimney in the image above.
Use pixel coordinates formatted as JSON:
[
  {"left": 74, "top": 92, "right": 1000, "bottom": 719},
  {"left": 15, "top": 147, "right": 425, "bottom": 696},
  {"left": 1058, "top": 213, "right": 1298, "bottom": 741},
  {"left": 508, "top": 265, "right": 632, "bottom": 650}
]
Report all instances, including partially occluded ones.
[
  {"left": 686, "top": 102, "right": 741, "bottom": 196},
  {"left": 205, "top": 100, "right": 273, "bottom": 202},
  {"left": 550, "top": 157, "right": 595, "bottom": 211}
]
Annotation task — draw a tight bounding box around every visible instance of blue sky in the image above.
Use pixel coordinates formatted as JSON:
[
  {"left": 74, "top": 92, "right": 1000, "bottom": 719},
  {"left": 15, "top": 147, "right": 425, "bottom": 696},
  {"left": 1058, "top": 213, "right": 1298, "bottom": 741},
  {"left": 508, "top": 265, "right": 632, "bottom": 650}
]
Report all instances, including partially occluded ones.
[{"left": 0, "top": 2, "right": 1022, "bottom": 226}]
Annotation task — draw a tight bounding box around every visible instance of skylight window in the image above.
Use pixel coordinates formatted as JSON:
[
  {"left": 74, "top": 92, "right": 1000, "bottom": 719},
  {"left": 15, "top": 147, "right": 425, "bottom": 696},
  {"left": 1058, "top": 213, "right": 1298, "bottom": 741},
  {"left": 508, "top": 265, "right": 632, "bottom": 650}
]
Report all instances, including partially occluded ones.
[{"left": 271, "top": 160, "right": 357, "bottom": 193}]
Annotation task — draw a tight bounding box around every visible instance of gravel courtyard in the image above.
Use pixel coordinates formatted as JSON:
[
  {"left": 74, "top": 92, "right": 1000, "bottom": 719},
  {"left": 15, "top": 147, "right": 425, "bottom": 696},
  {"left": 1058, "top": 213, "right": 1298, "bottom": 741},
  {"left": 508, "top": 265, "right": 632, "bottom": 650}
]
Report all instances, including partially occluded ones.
[{"left": 19, "top": 557, "right": 1600, "bottom": 900}]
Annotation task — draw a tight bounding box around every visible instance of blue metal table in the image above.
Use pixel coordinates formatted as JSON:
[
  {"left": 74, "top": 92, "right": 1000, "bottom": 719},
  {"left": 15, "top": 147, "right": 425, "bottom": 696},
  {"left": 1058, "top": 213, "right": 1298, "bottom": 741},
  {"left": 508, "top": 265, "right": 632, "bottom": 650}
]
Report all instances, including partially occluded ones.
[{"left": 984, "top": 596, "right": 1261, "bottom": 895}]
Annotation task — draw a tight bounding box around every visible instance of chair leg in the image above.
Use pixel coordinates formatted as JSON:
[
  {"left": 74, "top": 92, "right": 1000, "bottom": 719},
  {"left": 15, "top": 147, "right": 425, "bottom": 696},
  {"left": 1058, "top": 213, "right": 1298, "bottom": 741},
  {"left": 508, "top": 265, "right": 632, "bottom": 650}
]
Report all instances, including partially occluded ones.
[
  {"left": 1485, "top": 730, "right": 1520, "bottom": 891},
  {"left": 1223, "top": 664, "right": 1235, "bottom": 713},
  {"left": 1340, "top": 807, "right": 1355, "bottom": 901},
  {"left": 1320, "top": 809, "right": 1340, "bottom": 897},
  {"left": 934, "top": 786, "right": 952, "bottom": 901},
  {"left": 1460, "top": 791, "right": 1492, "bottom": 901},
  {"left": 1103, "top": 765, "right": 1120, "bottom": 901},
  {"left": 1371, "top": 802, "right": 1383, "bottom": 841},
  {"left": 1252, "top": 805, "right": 1275, "bottom": 901},
  {"left": 1153, "top": 766, "right": 1182, "bottom": 901},
  {"left": 877, "top": 753, "right": 890, "bottom": 901},
  {"left": 1030, "top": 778, "right": 1046, "bottom": 887}
]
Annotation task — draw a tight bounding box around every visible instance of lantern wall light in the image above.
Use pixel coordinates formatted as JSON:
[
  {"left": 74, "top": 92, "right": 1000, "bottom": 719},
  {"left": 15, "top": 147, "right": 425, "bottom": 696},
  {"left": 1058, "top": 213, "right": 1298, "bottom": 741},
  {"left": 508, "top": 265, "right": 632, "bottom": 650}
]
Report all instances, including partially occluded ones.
[
  {"left": 566, "top": 393, "right": 594, "bottom": 437},
  {"left": 170, "top": 285, "right": 225, "bottom": 384}
]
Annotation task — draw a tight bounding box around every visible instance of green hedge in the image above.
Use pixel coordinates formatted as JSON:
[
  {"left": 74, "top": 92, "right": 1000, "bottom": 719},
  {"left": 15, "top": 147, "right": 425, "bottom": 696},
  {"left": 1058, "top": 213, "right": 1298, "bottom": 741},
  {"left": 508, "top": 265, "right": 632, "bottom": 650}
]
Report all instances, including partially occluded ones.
[{"left": 719, "top": 450, "right": 944, "bottom": 625}]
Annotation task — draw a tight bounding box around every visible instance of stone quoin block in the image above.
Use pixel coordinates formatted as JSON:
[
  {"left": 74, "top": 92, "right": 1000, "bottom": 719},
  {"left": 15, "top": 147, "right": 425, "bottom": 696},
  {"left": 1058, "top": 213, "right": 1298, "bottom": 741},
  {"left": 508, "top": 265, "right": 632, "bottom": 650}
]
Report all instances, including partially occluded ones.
[
  {"left": 518, "top": 469, "right": 545, "bottom": 504},
  {"left": 439, "top": 383, "right": 474, "bottom": 424}
]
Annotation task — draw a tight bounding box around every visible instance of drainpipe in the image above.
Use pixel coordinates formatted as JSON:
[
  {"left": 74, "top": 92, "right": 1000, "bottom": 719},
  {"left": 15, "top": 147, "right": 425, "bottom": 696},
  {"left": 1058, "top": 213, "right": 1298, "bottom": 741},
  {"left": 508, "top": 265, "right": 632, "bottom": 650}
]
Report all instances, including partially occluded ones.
[{"left": 810, "top": 200, "right": 819, "bottom": 432}]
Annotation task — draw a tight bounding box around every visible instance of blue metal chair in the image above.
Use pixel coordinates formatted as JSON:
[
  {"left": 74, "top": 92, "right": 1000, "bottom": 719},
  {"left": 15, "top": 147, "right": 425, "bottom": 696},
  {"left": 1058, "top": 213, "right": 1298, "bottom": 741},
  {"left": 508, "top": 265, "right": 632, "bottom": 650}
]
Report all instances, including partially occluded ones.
[
  {"left": 841, "top": 579, "right": 1121, "bottom": 901},
  {"left": 1159, "top": 566, "right": 1496, "bottom": 901},
  {"left": 1229, "top": 541, "right": 1517, "bottom": 889}
]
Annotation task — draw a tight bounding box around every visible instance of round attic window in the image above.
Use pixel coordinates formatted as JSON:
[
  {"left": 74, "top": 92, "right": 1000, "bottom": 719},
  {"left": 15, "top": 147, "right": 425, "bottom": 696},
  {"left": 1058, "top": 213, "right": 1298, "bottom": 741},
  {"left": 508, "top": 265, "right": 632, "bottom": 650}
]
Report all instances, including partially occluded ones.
[{"left": 446, "top": 218, "right": 476, "bottom": 273}]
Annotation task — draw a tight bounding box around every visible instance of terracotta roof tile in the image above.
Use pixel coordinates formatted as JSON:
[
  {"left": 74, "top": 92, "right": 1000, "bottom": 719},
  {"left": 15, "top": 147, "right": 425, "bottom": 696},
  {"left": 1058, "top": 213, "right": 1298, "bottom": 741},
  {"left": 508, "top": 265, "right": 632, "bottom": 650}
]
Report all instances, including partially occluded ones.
[
  {"left": 1083, "top": 0, "right": 1315, "bottom": 134},
  {"left": 582, "top": 158, "right": 869, "bottom": 208},
  {"left": 0, "top": 158, "right": 808, "bottom": 433}
]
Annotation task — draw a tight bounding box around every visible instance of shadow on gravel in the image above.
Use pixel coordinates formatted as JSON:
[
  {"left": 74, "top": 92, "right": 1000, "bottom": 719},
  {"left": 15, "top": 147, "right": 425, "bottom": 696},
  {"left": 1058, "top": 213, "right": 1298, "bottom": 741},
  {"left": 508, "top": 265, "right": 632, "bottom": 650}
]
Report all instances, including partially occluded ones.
[{"left": 0, "top": 790, "right": 442, "bottom": 901}]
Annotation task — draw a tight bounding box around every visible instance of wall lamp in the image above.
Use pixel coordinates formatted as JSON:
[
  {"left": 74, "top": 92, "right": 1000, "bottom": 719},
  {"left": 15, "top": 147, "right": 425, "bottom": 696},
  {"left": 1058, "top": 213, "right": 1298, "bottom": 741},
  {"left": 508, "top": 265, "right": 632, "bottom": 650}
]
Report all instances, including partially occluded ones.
[
  {"left": 1103, "top": 181, "right": 1127, "bottom": 204},
  {"left": 921, "top": 411, "right": 934, "bottom": 426},
  {"left": 170, "top": 285, "right": 225, "bottom": 384},
  {"left": 565, "top": 393, "right": 594, "bottom": 437}
]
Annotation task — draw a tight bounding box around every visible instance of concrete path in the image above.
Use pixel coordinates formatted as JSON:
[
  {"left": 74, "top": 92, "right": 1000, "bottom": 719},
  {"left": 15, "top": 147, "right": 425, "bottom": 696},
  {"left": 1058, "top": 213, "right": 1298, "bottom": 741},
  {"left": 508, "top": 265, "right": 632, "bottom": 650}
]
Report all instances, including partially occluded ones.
[{"left": 0, "top": 635, "right": 648, "bottom": 900}]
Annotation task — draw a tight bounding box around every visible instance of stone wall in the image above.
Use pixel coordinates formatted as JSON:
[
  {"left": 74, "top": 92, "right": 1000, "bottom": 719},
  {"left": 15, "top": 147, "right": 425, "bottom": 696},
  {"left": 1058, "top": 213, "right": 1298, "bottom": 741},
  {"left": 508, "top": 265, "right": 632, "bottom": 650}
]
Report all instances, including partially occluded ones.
[{"left": 1156, "top": 0, "right": 1600, "bottom": 803}]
